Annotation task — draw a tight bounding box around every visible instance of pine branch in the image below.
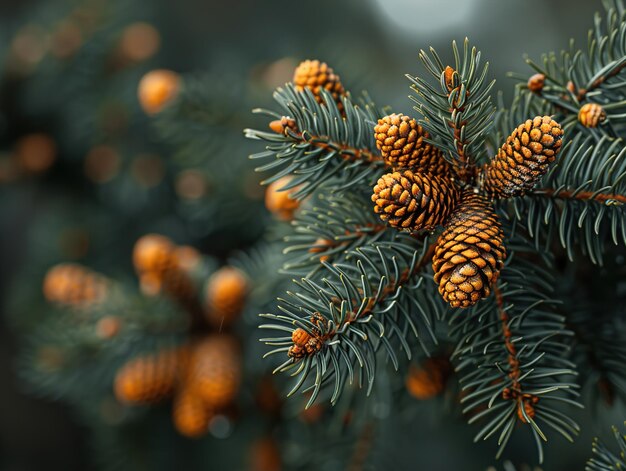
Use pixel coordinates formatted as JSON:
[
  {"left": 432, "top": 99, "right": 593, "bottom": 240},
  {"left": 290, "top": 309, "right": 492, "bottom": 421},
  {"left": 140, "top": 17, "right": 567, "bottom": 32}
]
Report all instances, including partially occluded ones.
[
  {"left": 519, "top": 0, "right": 626, "bottom": 135},
  {"left": 20, "top": 292, "right": 187, "bottom": 402},
  {"left": 282, "top": 193, "right": 388, "bottom": 278},
  {"left": 504, "top": 133, "right": 626, "bottom": 264},
  {"left": 408, "top": 38, "right": 497, "bottom": 173},
  {"left": 586, "top": 423, "right": 626, "bottom": 471},
  {"left": 245, "top": 85, "right": 386, "bottom": 199},
  {"left": 260, "top": 236, "right": 443, "bottom": 407},
  {"left": 450, "top": 246, "right": 581, "bottom": 463}
]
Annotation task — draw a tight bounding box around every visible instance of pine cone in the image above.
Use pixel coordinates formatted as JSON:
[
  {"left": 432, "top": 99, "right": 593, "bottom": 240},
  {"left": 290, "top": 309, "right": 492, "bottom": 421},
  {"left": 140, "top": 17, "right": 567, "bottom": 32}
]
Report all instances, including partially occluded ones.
[
  {"left": 265, "top": 176, "right": 301, "bottom": 221},
  {"left": 293, "top": 60, "right": 345, "bottom": 107},
  {"left": 578, "top": 103, "right": 606, "bottom": 128},
  {"left": 188, "top": 335, "right": 241, "bottom": 409},
  {"left": 133, "top": 234, "right": 175, "bottom": 275},
  {"left": 372, "top": 170, "right": 460, "bottom": 232},
  {"left": 134, "top": 234, "right": 196, "bottom": 301},
  {"left": 374, "top": 114, "right": 451, "bottom": 176},
  {"left": 432, "top": 191, "right": 506, "bottom": 308},
  {"left": 405, "top": 356, "right": 451, "bottom": 400},
  {"left": 204, "top": 266, "right": 248, "bottom": 327},
  {"left": 137, "top": 69, "right": 180, "bottom": 115},
  {"left": 527, "top": 73, "right": 545, "bottom": 93},
  {"left": 43, "top": 263, "right": 108, "bottom": 307},
  {"left": 481, "top": 116, "right": 563, "bottom": 198},
  {"left": 114, "top": 347, "right": 188, "bottom": 404},
  {"left": 172, "top": 388, "right": 212, "bottom": 438}
]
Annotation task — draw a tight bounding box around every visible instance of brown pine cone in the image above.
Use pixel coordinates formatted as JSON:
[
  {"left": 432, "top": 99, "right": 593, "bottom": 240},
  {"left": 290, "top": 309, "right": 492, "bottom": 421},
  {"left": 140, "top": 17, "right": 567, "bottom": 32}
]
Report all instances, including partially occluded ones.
[
  {"left": 133, "top": 234, "right": 175, "bottom": 276},
  {"left": 265, "top": 176, "right": 301, "bottom": 221},
  {"left": 578, "top": 103, "right": 606, "bottom": 128},
  {"left": 374, "top": 114, "right": 451, "bottom": 176},
  {"left": 134, "top": 234, "right": 197, "bottom": 301},
  {"left": 204, "top": 266, "right": 248, "bottom": 327},
  {"left": 43, "top": 263, "right": 108, "bottom": 307},
  {"left": 114, "top": 346, "right": 188, "bottom": 404},
  {"left": 188, "top": 335, "right": 241, "bottom": 409},
  {"left": 137, "top": 69, "right": 180, "bottom": 115},
  {"left": 293, "top": 60, "right": 345, "bottom": 107},
  {"left": 172, "top": 388, "right": 212, "bottom": 438},
  {"left": 481, "top": 116, "right": 563, "bottom": 198},
  {"left": 432, "top": 191, "right": 506, "bottom": 308},
  {"left": 372, "top": 170, "right": 460, "bottom": 232},
  {"left": 527, "top": 73, "right": 545, "bottom": 93},
  {"left": 405, "top": 356, "right": 452, "bottom": 400}
]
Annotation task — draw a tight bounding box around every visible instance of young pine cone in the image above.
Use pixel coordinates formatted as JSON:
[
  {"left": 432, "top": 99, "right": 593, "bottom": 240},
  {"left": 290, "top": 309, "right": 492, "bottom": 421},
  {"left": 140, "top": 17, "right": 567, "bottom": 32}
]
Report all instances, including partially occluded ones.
[
  {"left": 578, "top": 103, "right": 606, "bottom": 128},
  {"left": 204, "top": 266, "right": 248, "bottom": 328},
  {"left": 43, "top": 263, "right": 108, "bottom": 307},
  {"left": 188, "top": 335, "right": 241, "bottom": 409},
  {"left": 481, "top": 116, "right": 563, "bottom": 198},
  {"left": 293, "top": 60, "right": 345, "bottom": 107},
  {"left": 372, "top": 170, "right": 460, "bottom": 232},
  {"left": 172, "top": 388, "right": 212, "bottom": 438},
  {"left": 432, "top": 191, "right": 506, "bottom": 308},
  {"left": 374, "top": 114, "right": 451, "bottom": 176},
  {"left": 114, "top": 347, "right": 188, "bottom": 404}
]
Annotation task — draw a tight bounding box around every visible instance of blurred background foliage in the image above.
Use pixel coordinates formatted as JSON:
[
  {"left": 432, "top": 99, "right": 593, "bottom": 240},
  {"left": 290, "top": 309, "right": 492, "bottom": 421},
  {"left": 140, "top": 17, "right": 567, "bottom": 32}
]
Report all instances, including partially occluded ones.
[{"left": 0, "top": 0, "right": 622, "bottom": 470}]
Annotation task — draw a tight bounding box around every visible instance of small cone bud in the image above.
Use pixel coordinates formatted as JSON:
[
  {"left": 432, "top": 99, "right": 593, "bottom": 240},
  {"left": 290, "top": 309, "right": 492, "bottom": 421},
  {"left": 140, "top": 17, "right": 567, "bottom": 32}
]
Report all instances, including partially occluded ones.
[
  {"left": 527, "top": 73, "right": 545, "bottom": 93},
  {"left": 578, "top": 103, "right": 606, "bottom": 128}
]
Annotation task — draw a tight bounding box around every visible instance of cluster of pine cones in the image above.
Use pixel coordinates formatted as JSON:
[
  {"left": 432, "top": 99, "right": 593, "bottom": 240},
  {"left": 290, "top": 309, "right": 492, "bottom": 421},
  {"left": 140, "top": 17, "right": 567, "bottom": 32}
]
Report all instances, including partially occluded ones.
[
  {"left": 372, "top": 113, "right": 563, "bottom": 307},
  {"left": 42, "top": 233, "right": 250, "bottom": 438},
  {"left": 281, "top": 60, "right": 564, "bottom": 308},
  {"left": 114, "top": 334, "right": 242, "bottom": 438}
]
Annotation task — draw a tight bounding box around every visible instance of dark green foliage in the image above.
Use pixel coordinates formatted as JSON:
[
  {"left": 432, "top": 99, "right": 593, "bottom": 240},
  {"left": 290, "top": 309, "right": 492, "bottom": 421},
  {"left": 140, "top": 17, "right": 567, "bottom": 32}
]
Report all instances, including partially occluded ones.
[
  {"left": 248, "top": 0, "right": 626, "bottom": 464},
  {"left": 246, "top": 85, "right": 387, "bottom": 199},
  {"left": 408, "top": 38, "right": 496, "bottom": 165}
]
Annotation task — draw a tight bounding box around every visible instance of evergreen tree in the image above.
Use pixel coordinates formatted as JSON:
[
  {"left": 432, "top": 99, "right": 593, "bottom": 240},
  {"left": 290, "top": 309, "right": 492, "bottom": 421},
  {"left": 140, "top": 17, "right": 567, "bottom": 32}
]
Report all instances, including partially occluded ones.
[{"left": 1, "top": 0, "right": 625, "bottom": 470}]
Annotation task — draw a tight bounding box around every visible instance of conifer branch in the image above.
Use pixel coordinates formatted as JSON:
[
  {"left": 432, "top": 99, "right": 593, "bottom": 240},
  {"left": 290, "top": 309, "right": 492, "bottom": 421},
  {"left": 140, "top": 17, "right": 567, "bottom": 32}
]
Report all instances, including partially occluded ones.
[
  {"left": 246, "top": 85, "right": 386, "bottom": 199},
  {"left": 260, "top": 236, "right": 441, "bottom": 407},
  {"left": 586, "top": 423, "right": 626, "bottom": 471},
  {"left": 408, "top": 38, "right": 497, "bottom": 174},
  {"left": 451, "top": 248, "right": 581, "bottom": 463},
  {"left": 283, "top": 193, "right": 395, "bottom": 278},
  {"left": 506, "top": 133, "right": 626, "bottom": 264}
]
